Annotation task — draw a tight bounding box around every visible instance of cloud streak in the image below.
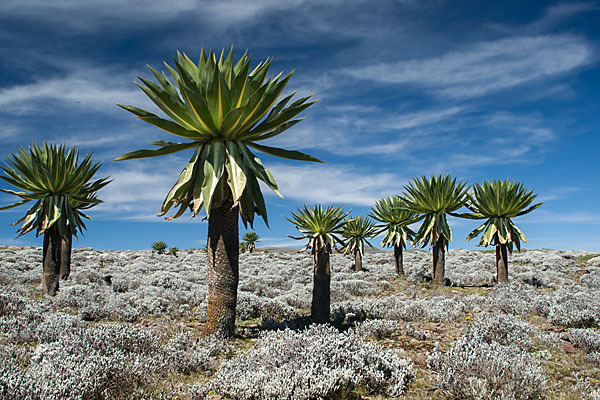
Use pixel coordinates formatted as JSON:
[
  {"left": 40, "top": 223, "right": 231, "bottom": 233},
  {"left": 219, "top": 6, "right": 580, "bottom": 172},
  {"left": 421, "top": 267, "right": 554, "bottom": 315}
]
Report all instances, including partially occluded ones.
[
  {"left": 345, "top": 34, "right": 594, "bottom": 98},
  {"left": 265, "top": 163, "right": 407, "bottom": 206},
  {"left": 0, "top": 64, "right": 144, "bottom": 114}
]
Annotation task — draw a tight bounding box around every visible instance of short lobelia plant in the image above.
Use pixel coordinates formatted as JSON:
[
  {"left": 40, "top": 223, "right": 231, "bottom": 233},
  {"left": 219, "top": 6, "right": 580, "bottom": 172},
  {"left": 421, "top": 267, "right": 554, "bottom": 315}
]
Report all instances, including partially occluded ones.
[
  {"left": 459, "top": 179, "right": 542, "bottom": 283},
  {"left": 241, "top": 231, "right": 260, "bottom": 253},
  {"left": 152, "top": 241, "right": 168, "bottom": 254},
  {"left": 169, "top": 246, "right": 179, "bottom": 257},
  {"left": 114, "top": 47, "right": 320, "bottom": 337},
  {"left": 369, "top": 196, "right": 417, "bottom": 276},
  {"left": 402, "top": 175, "right": 469, "bottom": 285},
  {"left": 0, "top": 143, "right": 110, "bottom": 295},
  {"left": 340, "top": 216, "right": 377, "bottom": 272},
  {"left": 287, "top": 204, "right": 349, "bottom": 323}
]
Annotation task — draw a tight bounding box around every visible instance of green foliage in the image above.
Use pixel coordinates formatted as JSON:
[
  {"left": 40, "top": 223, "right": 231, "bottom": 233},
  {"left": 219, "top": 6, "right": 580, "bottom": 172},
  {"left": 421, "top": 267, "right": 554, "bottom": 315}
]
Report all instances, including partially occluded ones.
[
  {"left": 241, "top": 231, "right": 260, "bottom": 252},
  {"left": 114, "top": 47, "right": 321, "bottom": 227},
  {"left": 169, "top": 246, "right": 179, "bottom": 256},
  {"left": 340, "top": 216, "right": 377, "bottom": 257},
  {"left": 402, "top": 175, "right": 469, "bottom": 249},
  {"left": 0, "top": 142, "right": 110, "bottom": 238},
  {"left": 287, "top": 204, "right": 350, "bottom": 254},
  {"left": 369, "top": 196, "right": 417, "bottom": 249},
  {"left": 152, "top": 241, "right": 168, "bottom": 254},
  {"left": 460, "top": 179, "right": 542, "bottom": 253},
  {"left": 573, "top": 253, "right": 600, "bottom": 263}
]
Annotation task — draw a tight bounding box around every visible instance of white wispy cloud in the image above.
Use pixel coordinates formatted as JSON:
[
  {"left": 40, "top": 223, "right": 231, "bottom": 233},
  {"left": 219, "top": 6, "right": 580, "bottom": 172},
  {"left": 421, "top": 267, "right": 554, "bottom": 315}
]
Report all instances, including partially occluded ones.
[
  {"left": 486, "top": 112, "right": 557, "bottom": 142},
  {"left": 91, "top": 159, "right": 184, "bottom": 220},
  {"left": 536, "top": 186, "right": 580, "bottom": 202},
  {"left": 345, "top": 34, "right": 594, "bottom": 98},
  {"left": 269, "top": 105, "right": 466, "bottom": 156},
  {"left": 500, "top": 1, "right": 599, "bottom": 33},
  {"left": 0, "top": 0, "right": 198, "bottom": 30},
  {"left": 0, "top": 0, "right": 315, "bottom": 32},
  {"left": 0, "top": 64, "right": 145, "bottom": 114},
  {"left": 256, "top": 236, "right": 304, "bottom": 248},
  {"left": 381, "top": 107, "right": 465, "bottom": 130},
  {"left": 520, "top": 209, "right": 600, "bottom": 224},
  {"left": 265, "top": 163, "right": 407, "bottom": 206}
]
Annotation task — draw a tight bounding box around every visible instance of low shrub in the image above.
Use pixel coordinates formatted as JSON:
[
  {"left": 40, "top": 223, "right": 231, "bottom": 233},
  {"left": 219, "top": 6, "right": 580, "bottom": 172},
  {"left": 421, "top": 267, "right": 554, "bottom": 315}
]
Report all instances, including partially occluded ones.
[
  {"left": 427, "top": 330, "right": 547, "bottom": 399},
  {"left": 208, "top": 324, "right": 413, "bottom": 399}
]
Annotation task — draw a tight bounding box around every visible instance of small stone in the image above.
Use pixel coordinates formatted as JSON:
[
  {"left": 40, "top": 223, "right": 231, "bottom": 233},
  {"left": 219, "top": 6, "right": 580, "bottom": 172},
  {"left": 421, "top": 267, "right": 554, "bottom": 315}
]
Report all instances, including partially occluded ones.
[
  {"left": 425, "top": 323, "right": 438, "bottom": 331},
  {"left": 562, "top": 343, "right": 577, "bottom": 354}
]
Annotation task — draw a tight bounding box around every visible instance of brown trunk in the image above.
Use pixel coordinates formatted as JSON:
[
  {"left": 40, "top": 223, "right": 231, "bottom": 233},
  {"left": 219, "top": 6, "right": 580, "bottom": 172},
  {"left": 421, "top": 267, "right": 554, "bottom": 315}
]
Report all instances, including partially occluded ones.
[
  {"left": 354, "top": 250, "right": 363, "bottom": 272},
  {"left": 496, "top": 243, "right": 508, "bottom": 283},
  {"left": 393, "top": 244, "right": 404, "bottom": 276},
  {"left": 60, "top": 234, "right": 72, "bottom": 280},
  {"left": 205, "top": 198, "right": 239, "bottom": 338},
  {"left": 42, "top": 226, "right": 61, "bottom": 296},
  {"left": 432, "top": 236, "right": 446, "bottom": 285},
  {"left": 311, "top": 243, "right": 331, "bottom": 323}
]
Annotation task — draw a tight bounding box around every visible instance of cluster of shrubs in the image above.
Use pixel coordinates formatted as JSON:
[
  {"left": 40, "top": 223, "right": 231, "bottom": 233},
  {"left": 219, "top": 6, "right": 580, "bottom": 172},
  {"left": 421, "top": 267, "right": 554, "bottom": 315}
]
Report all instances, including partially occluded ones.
[
  {"left": 198, "top": 324, "right": 413, "bottom": 399},
  {"left": 427, "top": 314, "right": 549, "bottom": 400},
  {"left": 1, "top": 246, "right": 600, "bottom": 398},
  {"left": 0, "top": 288, "right": 228, "bottom": 399}
]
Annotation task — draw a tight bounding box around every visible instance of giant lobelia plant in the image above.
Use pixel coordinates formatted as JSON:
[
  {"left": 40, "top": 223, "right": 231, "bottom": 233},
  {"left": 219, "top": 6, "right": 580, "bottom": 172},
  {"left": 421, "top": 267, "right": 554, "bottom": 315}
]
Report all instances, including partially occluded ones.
[
  {"left": 241, "top": 231, "right": 260, "bottom": 253},
  {"left": 115, "top": 48, "right": 320, "bottom": 337},
  {"left": 0, "top": 143, "right": 110, "bottom": 295},
  {"left": 460, "top": 179, "right": 542, "bottom": 283},
  {"left": 402, "top": 175, "right": 469, "bottom": 285},
  {"left": 340, "top": 216, "right": 377, "bottom": 272},
  {"left": 287, "top": 204, "right": 349, "bottom": 323},
  {"left": 369, "top": 196, "right": 417, "bottom": 276}
]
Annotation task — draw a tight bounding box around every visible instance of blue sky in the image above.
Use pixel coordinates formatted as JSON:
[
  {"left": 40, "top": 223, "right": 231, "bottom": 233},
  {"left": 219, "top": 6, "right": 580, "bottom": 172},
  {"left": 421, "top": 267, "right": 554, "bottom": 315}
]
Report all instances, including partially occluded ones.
[{"left": 0, "top": 0, "right": 599, "bottom": 251}]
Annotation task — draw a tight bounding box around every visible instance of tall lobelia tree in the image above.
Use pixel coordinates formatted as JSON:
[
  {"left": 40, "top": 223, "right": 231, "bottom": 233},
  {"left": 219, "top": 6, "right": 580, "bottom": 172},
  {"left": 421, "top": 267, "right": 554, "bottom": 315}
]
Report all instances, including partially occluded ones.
[
  {"left": 241, "top": 231, "right": 260, "bottom": 253},
  {"left": 460, "top": 179, "right": 542, "bottom": 283},
  {"left": 287, "top": 204, "right": 349, "bottom": 323},
  {"left": 402, "top": 175, "right": 469, "bottom": 285},
  {"left": 114, "top": 48, "right": 320, "bottom": 338},
  {"left": 0, "top": 143, "right": 110, "bottom": 295},
  {"left": 340, "top": 216, "right": 377, "bottom": 272},
  {"left": 369, "top": 196, "right": 417, "bottom": 276}
]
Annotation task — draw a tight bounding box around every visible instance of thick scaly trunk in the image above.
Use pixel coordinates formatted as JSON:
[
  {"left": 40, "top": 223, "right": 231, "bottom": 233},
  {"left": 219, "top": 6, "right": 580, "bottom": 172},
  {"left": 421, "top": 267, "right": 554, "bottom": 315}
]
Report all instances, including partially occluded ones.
[
  {"left": 311, "top": 243, "right": 331, "bottom": 323},
  {"left": 496, "top": 243, "right": 509, "bottom": 283},
  {"left": 206, "top": 198, "right": 239, "bottom": 338},
  {"left": 393, "top": 244, "right": 404, "bottom": 276},
  {"left": 249, "top": 246, "right": 254, "bottom": 254},
  {"left": 60, "top": 234, "right": 72, "bottom": 280},
  {"left": 354, "top": 250, "right": 363, "bottom": 272},
  {"left": 432, "top": 236, "right": 446, "bottom": 285},
  {"left": 42, "top": 226, "right": 61, "bottom": 296}
]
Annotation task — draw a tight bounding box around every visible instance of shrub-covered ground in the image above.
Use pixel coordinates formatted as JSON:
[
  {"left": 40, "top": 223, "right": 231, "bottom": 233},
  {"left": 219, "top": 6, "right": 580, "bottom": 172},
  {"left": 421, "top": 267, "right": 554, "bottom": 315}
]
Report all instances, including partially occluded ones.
[{"left": 0, "top": 246, "right": 599, "bottom": 399}]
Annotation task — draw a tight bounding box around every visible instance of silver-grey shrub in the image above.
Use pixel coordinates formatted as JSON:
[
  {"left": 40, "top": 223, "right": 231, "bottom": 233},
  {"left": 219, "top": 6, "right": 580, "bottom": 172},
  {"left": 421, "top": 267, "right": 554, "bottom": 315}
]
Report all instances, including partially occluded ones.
[
  {"left": 333, "top": 295, "right": 466, "bottom": 323},
  {"left": 427, "top": 330, "right": 547, "bottom": 399},
  {"left": 0, "top": 321, "right": 166, "bottom": 400},
  {"left": 569, "top": 328, "right": 600, "bottom": 352},
  {"left": 207, "top": 324, "right": 413, "bottom": 399},
  {"left": 580, "top": 267, "right": 600, "bottom": 289},
  {"left": 570, "top": 328, "right": 600, "bottom": 366},
  {"left": 544, "top": 287, "right": 600, "bottom": 328},
  {"left": 469, "top": 313, "right": 536, "bottom": 350},
  {"left": 236, "top": 291, "right": 299, "bottom": 321},
  {"left": 354, "top": 319, "right": 400, "bottom": 340},
  {"left": 166, "top": 332, "right": 230, "bottom": 374}
]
